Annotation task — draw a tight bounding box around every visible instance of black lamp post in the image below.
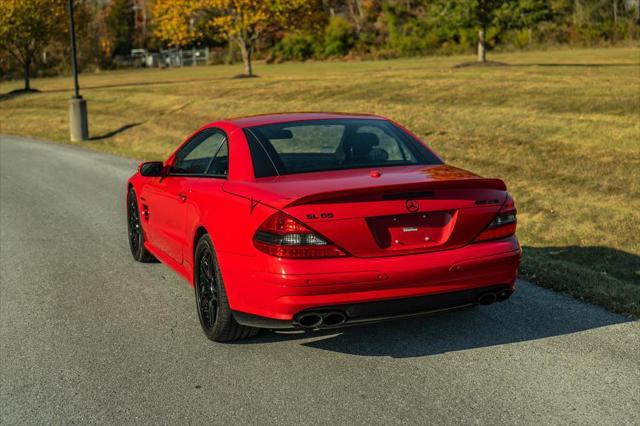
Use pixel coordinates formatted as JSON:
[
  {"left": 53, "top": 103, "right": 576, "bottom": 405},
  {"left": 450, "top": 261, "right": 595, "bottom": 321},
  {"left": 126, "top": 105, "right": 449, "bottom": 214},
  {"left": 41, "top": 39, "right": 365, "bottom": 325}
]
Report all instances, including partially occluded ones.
[{"left": 68, "top": 0, "right": 89, "bottom": 141}]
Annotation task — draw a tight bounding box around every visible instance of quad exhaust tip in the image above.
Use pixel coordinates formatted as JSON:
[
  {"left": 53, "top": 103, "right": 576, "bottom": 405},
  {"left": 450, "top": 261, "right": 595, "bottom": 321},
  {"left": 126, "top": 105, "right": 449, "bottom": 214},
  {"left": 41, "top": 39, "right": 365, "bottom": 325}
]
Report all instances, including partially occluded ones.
[
  {"left": 297, "top": 313, "right": 323, "bottom": 328},
  {"left": 323, "top": 312, "right": 347, "bottom": 326},
  {"left": 297, "top": 289, "right": 513, "bottom": 328},
  {"left": 478, "top": 289, "right": 513, "bottom": 305},
  {"left": 296, "top": 311, "right": 346, "bottom": 328},
  {"left": 478, "top": 292, "right": 497, "bottom": 305},
  {"left": 496, "top": 290, "right": 512, "bottom": 302}
]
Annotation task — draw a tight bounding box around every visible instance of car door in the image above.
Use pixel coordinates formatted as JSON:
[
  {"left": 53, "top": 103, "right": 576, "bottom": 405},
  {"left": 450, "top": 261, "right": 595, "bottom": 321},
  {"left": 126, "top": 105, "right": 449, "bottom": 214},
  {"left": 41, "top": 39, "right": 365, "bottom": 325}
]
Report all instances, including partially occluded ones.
[{"left": 143, "top": 129, "right": 228, "bottom": 264}]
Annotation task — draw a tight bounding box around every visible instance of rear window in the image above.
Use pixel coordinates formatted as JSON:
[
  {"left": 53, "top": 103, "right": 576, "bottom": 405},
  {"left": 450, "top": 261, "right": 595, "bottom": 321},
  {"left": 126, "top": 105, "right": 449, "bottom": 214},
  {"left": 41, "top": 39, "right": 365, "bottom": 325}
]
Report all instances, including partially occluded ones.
[{"left": 244, "top": 119, "right": 441, "bottom": 178}]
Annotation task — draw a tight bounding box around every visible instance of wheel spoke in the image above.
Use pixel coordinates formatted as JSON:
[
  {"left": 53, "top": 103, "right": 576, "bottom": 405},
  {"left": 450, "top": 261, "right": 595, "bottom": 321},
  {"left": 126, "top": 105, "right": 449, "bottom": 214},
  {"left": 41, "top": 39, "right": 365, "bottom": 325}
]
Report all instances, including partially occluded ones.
[
  {"left": 200, "top": 291, "right": 210, "bottom": 310},
  {"left": 203, "top": 253, "right": 213, "bottom": 279},
  {"left": 208, "top": 299, "right": 217, "bottom": 326},
  {"left": 199, "top": 258, "right": 209, "bottom": 280},
  {"left": 210, "top": 282, "right": 218, "bottom": 301}
]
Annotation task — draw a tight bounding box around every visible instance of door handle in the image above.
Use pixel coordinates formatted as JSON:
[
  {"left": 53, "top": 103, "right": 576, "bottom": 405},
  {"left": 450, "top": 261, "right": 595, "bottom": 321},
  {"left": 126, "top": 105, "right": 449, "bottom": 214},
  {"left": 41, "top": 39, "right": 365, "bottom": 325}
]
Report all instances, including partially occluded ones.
[{"left": 178, "top": 192, "right": 187, "bottom": 202}]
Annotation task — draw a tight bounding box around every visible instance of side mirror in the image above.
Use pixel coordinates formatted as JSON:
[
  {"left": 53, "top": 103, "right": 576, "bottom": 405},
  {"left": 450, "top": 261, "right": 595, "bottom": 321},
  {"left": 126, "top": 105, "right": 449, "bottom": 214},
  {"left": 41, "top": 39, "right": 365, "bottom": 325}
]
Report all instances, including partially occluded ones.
[{"left": 139, "top": 161, "right": 165, "bottom": 177}]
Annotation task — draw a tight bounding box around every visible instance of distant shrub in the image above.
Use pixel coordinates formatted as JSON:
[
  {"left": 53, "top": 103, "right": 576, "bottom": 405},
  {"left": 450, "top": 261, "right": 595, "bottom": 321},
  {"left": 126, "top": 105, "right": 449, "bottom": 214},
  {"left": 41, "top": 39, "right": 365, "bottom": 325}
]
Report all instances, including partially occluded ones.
[
  {"left": 536, "top": 22, "right": 572, "bottom": 45},
  {"left": 458, "top": 28, "right": 477, "bottom": 52},
  {"left": 323, "top": 16, "right": 356, "bottom": 57},
  {"left": 388, "top": 19, "right": 430, "bottom": 55},
  {"left": 513, "top": 29, "right": 531, "bottom": 48},
  {"left": 368, "top": 48, "right": 400, "bottom": 60},
  {"left": 272, "top": 33, "right": 316, "bottom": 62}
]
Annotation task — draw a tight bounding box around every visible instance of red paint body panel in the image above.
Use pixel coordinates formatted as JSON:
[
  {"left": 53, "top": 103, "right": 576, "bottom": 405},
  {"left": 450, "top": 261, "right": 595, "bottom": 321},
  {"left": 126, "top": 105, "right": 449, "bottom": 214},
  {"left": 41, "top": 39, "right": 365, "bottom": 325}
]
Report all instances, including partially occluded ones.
[{"left": 128, "top": 113, "right": 521, "bottom": 325}]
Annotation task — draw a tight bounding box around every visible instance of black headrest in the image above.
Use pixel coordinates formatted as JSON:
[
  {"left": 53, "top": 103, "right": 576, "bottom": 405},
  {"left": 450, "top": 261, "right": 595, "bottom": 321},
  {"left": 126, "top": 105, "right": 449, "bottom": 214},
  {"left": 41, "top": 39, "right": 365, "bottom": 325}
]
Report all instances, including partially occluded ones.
[
  {"left": 348, "top": 133, "right": 379, "bottom": 159},
  {"left": 351, "top": 132, "right": 379, "bottom": 148}
]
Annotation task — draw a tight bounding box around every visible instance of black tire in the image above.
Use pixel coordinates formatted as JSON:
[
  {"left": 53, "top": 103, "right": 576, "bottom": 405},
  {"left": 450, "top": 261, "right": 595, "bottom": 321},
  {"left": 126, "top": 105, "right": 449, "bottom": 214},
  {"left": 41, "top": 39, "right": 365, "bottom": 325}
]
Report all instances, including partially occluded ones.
[
  {"left": 194, "top": 234, "right": 259, "bottom": 342},
  {"left": 127, "top": 188, "right": 156, "bottom": 263}
]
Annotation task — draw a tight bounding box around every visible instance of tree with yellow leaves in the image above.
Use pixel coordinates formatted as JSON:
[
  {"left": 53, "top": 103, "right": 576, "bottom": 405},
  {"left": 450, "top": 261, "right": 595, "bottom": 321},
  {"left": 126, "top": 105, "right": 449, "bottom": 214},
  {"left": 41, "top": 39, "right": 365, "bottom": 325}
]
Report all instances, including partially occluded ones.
[
  {"left": 0, "top": 0, "right": 67, "bottom": 91},
  {"left": 203, "top": 0, "right": 317, "bottom": 76},
  {"left": 152, "top": 0, "right": 202, "bottom": 49}
]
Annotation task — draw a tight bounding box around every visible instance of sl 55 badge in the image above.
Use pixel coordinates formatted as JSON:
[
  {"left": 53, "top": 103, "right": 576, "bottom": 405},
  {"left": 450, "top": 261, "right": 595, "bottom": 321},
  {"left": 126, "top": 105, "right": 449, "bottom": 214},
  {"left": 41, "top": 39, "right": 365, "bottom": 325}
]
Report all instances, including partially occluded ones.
[{"left": 306, "top": 212, "right": 334, "bottom": 220}]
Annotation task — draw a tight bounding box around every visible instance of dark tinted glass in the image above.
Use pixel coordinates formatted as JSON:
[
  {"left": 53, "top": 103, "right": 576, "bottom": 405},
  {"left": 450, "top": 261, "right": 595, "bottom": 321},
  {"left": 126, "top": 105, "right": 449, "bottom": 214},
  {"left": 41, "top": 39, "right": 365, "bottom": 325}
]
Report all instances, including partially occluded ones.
[
  {"left": 172, "top": 130, "right": 227, "bottom": 176},
  {"left": 246, "top": 130, "right": 279, "bottom": 178},
  {"left": 207, "top": 139, "right": 228, "bottom": 176},
  {"left": 244, "top": 119, "right": 441, "bottom": 177}
]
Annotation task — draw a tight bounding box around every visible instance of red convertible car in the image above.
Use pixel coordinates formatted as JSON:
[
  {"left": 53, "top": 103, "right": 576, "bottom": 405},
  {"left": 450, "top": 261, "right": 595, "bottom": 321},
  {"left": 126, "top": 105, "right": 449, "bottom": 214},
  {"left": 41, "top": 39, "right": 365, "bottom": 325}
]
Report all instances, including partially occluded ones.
[{"left": 127, "top": 113, "right": 520, "bottom": 341}]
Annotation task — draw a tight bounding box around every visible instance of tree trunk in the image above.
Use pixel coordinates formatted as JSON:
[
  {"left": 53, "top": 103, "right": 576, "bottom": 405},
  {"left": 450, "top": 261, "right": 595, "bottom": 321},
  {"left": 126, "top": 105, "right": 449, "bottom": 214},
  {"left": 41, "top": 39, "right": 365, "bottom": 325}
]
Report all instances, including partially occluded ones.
[
  {"left": 23, "top": 57, "right": 31, "bottom": 91},
  {"left": 239, "top": 40, "right": 253, "bottom": 76},
  {"left": 574, "top": 0, "right": 581, "bottom": 26},
  {"left": 477, "top": 28, "right": 486, "bottom": 63},
  {"left": 612, "top": 0, "right": 619, "bottom": 41},
  {"left": 348, "top": 0, "right": 365, "bottom": 33},
  {"left": 528, "top": 27, "right": 533, "bottom": 47}
]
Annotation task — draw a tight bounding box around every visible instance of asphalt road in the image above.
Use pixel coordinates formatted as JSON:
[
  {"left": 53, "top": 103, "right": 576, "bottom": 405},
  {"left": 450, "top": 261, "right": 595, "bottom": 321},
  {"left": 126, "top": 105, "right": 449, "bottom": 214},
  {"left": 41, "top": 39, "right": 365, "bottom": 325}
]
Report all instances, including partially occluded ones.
[{"left": 1, "top": 135, "right": 638, "bottom": 425}]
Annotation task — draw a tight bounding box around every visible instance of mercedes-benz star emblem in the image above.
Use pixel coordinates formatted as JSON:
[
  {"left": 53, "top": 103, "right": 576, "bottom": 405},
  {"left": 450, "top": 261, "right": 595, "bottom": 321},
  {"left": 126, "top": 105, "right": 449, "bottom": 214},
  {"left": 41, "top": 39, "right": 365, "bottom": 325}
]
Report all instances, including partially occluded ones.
[{"left": 405, "top": 199, "right": 419, "bottom": 212}]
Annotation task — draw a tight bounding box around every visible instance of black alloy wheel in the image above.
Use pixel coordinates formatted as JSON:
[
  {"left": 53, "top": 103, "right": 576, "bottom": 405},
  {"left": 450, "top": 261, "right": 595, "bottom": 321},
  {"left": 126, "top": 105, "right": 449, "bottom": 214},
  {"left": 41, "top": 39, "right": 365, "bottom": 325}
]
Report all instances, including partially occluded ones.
[
  {"left": 194, "top": 234, "right": 258, "bottom": 342},
  {"left": 127, "top": 188, "right": 156, "bottom": 263},
  {"left": 196, "top": 243, "right": 219, "bottom": 330}
]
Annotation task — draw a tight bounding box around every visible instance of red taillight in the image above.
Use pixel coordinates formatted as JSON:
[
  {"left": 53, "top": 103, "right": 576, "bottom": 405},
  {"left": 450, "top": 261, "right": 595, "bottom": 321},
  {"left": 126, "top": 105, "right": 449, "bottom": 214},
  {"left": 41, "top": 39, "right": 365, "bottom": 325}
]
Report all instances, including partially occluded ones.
[
  {"left": 253, "top": 211, "right": 347, "bottom": 258},
  {"left": 474, "top": 193, "right": 517, "bottom": 242}
]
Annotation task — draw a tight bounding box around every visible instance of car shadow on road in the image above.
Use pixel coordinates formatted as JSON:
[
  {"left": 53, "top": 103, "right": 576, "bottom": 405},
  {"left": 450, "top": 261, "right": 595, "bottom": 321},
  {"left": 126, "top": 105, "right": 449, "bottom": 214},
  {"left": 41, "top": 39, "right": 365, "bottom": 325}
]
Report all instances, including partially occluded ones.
[{"left": 240, "top": 279, "right": 632, "bottom": 358}]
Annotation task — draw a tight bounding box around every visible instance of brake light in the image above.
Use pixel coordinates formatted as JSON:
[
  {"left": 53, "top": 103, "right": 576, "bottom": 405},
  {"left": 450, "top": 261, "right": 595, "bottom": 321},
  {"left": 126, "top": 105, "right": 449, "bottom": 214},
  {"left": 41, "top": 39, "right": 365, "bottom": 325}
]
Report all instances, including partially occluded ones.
[
  {"left": 474, "top": 193, "right": 517, "bottom": 242},
  {"left": 253, "top": 211, "right": 347, "bottom": 258}
]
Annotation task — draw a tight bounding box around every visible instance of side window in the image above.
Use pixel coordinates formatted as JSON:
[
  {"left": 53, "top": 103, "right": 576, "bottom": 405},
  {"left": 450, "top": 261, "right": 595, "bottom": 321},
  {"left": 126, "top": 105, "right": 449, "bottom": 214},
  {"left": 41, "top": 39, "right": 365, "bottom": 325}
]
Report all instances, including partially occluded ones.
[
  {"left": 172, "top": 130, "right": 228, "bottom": 176},
  {"left": 246, "top": 130, "right": 279, "bottom": 178},
  {"left": 207, "top": 140, "right": 228, "bottom": 176}
]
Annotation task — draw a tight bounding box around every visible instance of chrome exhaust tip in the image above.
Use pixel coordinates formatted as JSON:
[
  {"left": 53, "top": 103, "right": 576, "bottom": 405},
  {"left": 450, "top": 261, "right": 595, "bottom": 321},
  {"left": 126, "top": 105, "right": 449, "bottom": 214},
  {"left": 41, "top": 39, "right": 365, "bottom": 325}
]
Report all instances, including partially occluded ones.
[
  {"left": 296, "top": 313, "right": 323, "bottom": 328},
  {"left": 496, "top": 290, "right": 512, "bottom": 302},
  {"left": 478, "top": 292, "right": 497, "bottom": 305},
  {"left": 322, "top": 311, "right": 346, "bottom": 326}
]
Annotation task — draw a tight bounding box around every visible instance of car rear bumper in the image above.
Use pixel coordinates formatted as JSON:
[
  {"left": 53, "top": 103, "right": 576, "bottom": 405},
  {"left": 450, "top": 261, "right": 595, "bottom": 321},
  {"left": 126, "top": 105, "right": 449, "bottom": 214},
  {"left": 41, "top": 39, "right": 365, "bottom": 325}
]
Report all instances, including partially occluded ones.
[
  {"left": 223, "top": 236, "right": 521, "bottom": 324},
  {"left": 233, "top": 284, "right": 514, "bottom": 330}
]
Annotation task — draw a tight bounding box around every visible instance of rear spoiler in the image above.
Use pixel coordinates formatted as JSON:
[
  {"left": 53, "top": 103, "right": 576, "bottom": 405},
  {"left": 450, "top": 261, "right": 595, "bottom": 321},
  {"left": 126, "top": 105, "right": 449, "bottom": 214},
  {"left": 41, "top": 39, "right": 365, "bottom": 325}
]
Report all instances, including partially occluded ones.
[{"left": 285, "top": 178, "right": 506, "bottom": 207}]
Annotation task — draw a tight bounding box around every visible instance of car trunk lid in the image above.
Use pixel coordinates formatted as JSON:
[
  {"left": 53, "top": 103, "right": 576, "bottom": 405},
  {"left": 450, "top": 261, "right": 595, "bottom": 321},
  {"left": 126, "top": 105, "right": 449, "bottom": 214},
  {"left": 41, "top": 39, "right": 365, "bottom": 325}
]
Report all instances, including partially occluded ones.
[{"left": 223, "top": 165, "right": 507, "bottom": 257}]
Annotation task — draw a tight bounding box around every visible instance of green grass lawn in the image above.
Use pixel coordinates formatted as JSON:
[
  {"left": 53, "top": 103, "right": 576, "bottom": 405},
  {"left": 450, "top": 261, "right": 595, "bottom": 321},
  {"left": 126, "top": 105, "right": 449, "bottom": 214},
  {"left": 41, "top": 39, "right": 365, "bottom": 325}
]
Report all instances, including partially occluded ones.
[{"left": 2, "top": 47, "right": 639, "bottom": 315}]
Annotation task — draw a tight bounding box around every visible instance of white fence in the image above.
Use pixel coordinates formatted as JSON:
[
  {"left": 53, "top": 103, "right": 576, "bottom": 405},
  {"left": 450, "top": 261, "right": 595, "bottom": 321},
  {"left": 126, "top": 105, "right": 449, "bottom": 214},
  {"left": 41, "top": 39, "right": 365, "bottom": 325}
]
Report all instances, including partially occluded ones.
[{"left": 132, "top": 48, "right": 211, "bottom": 68}]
